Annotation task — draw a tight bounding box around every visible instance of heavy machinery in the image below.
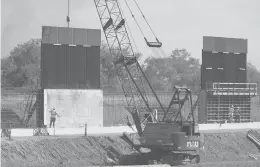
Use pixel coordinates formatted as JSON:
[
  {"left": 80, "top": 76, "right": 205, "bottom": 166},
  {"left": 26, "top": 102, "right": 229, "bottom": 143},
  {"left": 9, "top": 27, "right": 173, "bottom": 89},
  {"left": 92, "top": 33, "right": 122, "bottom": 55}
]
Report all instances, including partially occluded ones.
[
  {"left": 94, "top": 0, "right": 203, "bottom": 165},
  {"left": 121, "top": 87, "right": 202, "bottom": 165}
]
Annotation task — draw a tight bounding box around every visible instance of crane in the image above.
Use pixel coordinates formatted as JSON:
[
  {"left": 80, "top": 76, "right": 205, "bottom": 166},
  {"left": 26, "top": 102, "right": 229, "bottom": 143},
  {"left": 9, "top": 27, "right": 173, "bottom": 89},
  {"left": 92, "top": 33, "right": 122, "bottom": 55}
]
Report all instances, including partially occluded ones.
[
  {"left": 94, "top": 0, "right": 165, "bottom": 136},
  {"left": 94, "top": 0, "right": 203, "bottom": 165}
]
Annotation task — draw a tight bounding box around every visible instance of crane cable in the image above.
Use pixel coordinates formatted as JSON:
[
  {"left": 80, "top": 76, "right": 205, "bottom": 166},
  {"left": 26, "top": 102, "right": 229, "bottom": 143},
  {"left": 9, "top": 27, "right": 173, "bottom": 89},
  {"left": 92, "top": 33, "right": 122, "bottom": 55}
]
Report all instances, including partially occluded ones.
[
  {"left": 122, "top": 1, "right": 181, "bottom": 118},
  {"left": 132, "top": 0, "right": 157, "bottom": 40},
  {"left": 118, "top": 0, "right": 140, "bottom": 55},
  {"left": 132, "top": 0, "right": 165, "bottom": 61},
  {"left": 118, "top": 0, "right": 149, "bottom": 105},
  {"left": 128, "top": 0, "right": 167, "bottom": 58},
  {"left": 123, "top": 0, "right": 166, "bottom": 68},
  {"left": 122, "top": 0, "right": 179, "bottom": 115},
  {"left": 122, "top": 0, "right": 171, "bottom": 68},
  {"left": 128, "top": 0, "right": 175, "bottom": 87},
  {"left": 124, "top": 0, "right": 146, "bottom": 38},
  {"left": 123, "top": 0, "right": 167, "bottom": 61},
  {"left": 123, "top": 0, "right": 165, "bottom": 59}
]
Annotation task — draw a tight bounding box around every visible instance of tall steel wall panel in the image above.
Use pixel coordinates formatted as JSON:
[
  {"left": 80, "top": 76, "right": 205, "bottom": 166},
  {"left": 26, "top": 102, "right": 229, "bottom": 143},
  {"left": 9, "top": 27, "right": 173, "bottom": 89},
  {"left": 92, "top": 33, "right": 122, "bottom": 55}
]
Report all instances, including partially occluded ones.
[
  {"left": 223, "top": 53, "right": 247, "bottom": 83},
  {"left": 66, "top": 45, "right": 88, "bottom": 88},
  {"left": 203, "top": 36, "right": 247, "bottom": 54},
  {"left": 201, "top": 36, "right": 251, "bottom": 124},
  {"left": 236, "top": 53, "right": 247, "bottom": 69},
  {"left": 42, "top": 26, "right": 101, "bottom": 46},
  {"left": 201, "top": 65, "right": 204, "bottom": 89},
  {"left": 87, "top": 46, "right": 101, "bottom": 88},
  {"left": 41, "top": 44, "right": 100, "bottom": 89},
  {"left": 201, "top": 51, "right": 226, "bottom": 89},
  {"left": 56, "top": 45, "right": 67, "bottom": 88},
  {"left": 201, "top": 50, "right": 247, "bottom": 88},
  {"left": 41, "top": 26, "right": 101, "bottom": 89},
  {"left": 224, "top": 53, "right": 237, "bottom": 83},
  {"left": 236, "top": 53, "right": 247, "bottom": 83},
  {"left": 202, "top": 51, "right": 225, "bottom": 69}
]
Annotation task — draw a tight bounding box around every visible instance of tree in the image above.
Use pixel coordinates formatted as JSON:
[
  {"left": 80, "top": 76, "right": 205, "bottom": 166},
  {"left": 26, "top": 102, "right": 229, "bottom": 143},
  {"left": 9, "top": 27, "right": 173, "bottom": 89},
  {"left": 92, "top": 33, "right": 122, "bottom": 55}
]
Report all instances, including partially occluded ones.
[
  {"left": 100, "top": 42, "right": 121, "bottom": 92},
  {"left": 247, "top": 62, "right": 260, "bottom": 91},
  {"left": 1, "top": 39, "right": 41, "bottom": 87},
  {"left": 2, "top": 38, "right": 259, "bottom": 94},
  {"left": 143, "top": 49, "right": 201, "bottom": 92},
  {"left": 1, "top": 39, "right": 141, "bottom": 91},
  {"left": 100, "top": 42, "right": 143, "bottom": 93}
]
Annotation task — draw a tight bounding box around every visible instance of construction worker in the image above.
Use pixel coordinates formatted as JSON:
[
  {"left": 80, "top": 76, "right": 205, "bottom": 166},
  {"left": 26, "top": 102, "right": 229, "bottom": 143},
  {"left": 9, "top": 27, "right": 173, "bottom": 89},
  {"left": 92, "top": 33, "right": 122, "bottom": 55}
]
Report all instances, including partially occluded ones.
[
  {"left": 234, "top": 106, "right": 241, "bottom": 123},
  {"left": 228, "top": 105, "right": 235, "bottom": 123},
  {"left": 49, "top": 107, "right": 60, "bottom": 128}
]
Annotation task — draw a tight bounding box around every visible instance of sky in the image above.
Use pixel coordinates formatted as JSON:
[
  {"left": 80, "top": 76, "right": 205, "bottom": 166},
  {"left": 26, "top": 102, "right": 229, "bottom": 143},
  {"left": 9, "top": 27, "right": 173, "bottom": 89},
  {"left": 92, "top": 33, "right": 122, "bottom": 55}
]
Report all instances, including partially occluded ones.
[{"left": 1, "top": 0, "right": 260, "bottom": 70}]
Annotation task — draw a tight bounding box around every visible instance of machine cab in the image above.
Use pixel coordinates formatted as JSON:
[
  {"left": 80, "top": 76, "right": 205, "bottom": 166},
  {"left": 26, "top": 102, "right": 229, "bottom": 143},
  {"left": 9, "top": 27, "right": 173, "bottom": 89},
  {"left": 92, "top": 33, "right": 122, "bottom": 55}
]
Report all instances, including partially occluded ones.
[{"left": 182, "top": 122, "right": 200, "bottom": 136}]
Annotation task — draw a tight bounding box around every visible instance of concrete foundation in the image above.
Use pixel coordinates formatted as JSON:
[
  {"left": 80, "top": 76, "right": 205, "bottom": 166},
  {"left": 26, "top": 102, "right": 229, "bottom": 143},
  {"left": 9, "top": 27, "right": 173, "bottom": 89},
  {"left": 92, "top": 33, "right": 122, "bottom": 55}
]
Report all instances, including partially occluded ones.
[{"left": 44, "top": 89, "right": 103, "bottom": 128}]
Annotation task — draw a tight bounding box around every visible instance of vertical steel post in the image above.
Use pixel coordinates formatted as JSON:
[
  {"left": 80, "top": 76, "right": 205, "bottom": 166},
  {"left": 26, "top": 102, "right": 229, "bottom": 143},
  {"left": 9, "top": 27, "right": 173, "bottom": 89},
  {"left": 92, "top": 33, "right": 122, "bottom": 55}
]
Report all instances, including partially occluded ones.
[{"left": 85, "top": 123, "right": 87, "bottom": 136}]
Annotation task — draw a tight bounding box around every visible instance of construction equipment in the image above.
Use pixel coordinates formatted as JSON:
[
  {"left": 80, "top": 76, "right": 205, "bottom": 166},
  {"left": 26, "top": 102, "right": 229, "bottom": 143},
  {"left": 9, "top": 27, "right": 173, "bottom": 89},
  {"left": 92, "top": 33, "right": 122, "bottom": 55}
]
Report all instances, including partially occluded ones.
[
  {"left": 1, "top": 121, "right": 12, "bottom": 140},
  {"left": 122, "top": 87, "right": 202, "bottom": 165},
  {"left": 94, "top": 0, "right": 203, "bottom": 165},
  {"left": 23, "top": 88, "right": 37, "bottom": 127},
  {"left": 33, "top": 123, "right": 49, "bottom": 136},
  {"left": 1, "top": 129, "right": 11, "bottom": 139},
  {"left": 247, "top": 130, "right": 260, "bottom": 150}
]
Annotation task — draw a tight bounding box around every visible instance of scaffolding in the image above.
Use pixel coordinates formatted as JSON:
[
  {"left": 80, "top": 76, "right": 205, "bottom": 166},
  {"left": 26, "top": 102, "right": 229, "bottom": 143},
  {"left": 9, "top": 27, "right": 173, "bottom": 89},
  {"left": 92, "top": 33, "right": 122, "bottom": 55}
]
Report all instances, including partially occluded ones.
[{"left": 205, "top": 82, "right": 257, "bottom": 123}]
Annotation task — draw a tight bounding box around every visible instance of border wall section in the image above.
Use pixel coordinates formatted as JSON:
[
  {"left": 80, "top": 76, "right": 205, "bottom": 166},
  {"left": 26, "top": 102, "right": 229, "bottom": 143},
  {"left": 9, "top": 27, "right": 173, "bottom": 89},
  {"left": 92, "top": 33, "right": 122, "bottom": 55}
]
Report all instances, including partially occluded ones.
[
  {"left": 36, "top": 26, "right": 102, "bottom": 128},
  {"left": 199, "top": 36, "right": 258, "bottom": 124}
]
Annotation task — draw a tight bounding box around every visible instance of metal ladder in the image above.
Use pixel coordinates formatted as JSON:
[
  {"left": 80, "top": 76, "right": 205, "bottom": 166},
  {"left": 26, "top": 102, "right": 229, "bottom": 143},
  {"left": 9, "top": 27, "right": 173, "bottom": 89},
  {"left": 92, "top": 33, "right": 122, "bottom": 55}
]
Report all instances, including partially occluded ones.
[{"left": 23, "top": 89, "right": 36, "bottom": 127}]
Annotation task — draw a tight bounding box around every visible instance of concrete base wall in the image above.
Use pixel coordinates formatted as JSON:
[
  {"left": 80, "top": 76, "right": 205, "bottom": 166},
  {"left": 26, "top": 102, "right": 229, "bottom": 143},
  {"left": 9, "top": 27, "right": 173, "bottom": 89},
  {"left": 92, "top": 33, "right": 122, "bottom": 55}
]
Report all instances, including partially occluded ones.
[
  {"left": 2, "top": 123, "right": 260, "bottom": 137},
  {"left": 44, "top": 89, "right": 103, "bottom": 128}
]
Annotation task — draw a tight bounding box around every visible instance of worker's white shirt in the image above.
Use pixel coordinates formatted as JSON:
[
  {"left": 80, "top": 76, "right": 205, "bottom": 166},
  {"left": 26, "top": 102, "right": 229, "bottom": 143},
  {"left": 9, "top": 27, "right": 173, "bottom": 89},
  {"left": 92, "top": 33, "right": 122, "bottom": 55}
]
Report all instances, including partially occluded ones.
[{"left": 50, "top": 110, "right": 58, "bottom": 118}]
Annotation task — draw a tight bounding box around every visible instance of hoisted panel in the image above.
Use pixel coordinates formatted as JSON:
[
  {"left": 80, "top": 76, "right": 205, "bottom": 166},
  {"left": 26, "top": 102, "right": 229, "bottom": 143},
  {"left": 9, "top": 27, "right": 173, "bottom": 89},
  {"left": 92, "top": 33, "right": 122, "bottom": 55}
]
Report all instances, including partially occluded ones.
[{"left": 144, "top": 37, "right": 162, "bottom": 48}]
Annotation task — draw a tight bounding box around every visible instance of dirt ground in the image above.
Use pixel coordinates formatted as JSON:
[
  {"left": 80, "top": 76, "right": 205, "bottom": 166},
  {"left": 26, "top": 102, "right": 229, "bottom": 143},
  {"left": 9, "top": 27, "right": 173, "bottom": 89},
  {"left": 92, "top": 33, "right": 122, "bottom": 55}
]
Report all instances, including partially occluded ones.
[{"left": 1, "top": 130, "right": 260, "bottom": 167}]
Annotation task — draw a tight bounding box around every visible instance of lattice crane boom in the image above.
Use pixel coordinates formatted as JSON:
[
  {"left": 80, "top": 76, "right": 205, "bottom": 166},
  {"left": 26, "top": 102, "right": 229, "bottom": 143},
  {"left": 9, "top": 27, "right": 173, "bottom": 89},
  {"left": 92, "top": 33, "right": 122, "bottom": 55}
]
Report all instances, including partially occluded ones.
[
  {"left": 94, "top": 1, "right": 202, "bottom": 164},
  {"left": 94, "top": 0, "right": 165, "bottom": 136}
]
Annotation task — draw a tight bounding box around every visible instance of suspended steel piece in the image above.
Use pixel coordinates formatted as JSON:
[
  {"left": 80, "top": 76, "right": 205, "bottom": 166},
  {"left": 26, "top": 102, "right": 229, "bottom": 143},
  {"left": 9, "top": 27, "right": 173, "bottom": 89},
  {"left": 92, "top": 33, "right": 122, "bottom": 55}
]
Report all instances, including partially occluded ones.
[
  {"left": 144, "top": 37, "right": 162, "bottom": 48},
  {"left": 124, "top": 0, "right": 163, "bottom": 48}
]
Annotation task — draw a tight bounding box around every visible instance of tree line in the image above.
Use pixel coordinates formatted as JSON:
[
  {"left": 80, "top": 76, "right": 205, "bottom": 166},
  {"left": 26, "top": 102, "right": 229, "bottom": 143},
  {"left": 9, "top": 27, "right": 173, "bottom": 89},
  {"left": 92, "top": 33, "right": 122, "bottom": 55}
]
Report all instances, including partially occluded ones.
[{"left": 1, "top": 39, "right": 260, "bottom": 93}]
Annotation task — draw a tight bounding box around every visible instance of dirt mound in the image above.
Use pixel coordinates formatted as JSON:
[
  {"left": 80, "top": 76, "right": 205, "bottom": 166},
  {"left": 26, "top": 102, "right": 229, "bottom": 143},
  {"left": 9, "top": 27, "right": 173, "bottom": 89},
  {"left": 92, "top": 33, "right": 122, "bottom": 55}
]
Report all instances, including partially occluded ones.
[
  {"left": 1, "top": 130, "right": 260, "bottom": 167},
  {"left": 249, "top": 129, "right": 260, "bottom": 140},
  {"left": 1, "top": 136, "right": 134, "bottom": 167},
  {"left": 200, "top": 130, "right": 260, "bottom": 162}
]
